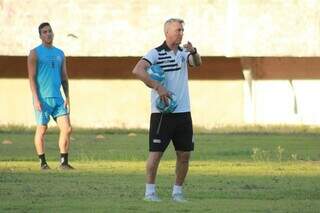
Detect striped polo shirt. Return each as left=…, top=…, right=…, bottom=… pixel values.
left=143, top=41, right=193, bottom=113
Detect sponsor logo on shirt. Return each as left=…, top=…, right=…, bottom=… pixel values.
left=153, top=139, right=161, bottom=143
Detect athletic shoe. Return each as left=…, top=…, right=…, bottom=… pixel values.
left=144, top=193, right=161, bottom=202
left=59, top=164, right=75, bottom=170
left=172, top=193, right=187, bottom=202
left=40, top=163, right=50, bottom=170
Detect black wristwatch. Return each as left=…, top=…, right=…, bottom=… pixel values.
left=190, top=47, right=197, bottom=55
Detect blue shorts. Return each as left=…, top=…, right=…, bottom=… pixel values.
left=34, top=97, right=69, bottom=125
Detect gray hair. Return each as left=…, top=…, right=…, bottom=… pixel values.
left=164, top=18, right=184, bottom=33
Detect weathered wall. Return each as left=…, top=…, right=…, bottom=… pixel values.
left=244, top=80, right=320, bottom=125
left=0, top=56, right=244, bottom=79
left=2, top=0, right=320, bottom=127
left=2, top=77, right=320, bottom=127
left=0, top=0, right=222, bottom=56
left=0, top=79, right=244, bottom=128
left=242, top=58, right=320, bottom=125
left=1, top=0, right=320, bottom=56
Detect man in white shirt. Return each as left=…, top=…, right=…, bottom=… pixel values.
left=132, top=18, right=202, bottom=202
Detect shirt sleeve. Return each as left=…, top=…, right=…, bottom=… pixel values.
left=142, top=49, right=158, bottom=66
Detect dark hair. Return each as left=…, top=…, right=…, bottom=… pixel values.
left=38, top=22, right=51, bottom=35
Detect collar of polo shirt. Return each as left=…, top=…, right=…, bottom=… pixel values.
left=161, top=41, right=183, bottom=52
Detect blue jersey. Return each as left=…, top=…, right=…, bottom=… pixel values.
left=35, top=44, right=64, bottom=98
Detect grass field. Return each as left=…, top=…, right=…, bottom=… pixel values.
left=1, top=128, right=320, bottom=212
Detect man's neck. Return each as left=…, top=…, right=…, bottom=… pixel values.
left=42, top=42, right=53, bottom=48
left=165, top=40, right=179, bottom=52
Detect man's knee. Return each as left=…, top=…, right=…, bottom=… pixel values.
left=36, top=126, right=47, bottom=136
left=66, top=126, right=72, bottom=134
left=177, top=151, right=190, bottom=163
left=61, top=125, right=72, bottom=135
left=148, top=152, right=163, bottom=165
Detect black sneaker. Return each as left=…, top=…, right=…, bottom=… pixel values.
left=59, top=164, right=75, bottom=170
left=40, top=163, right=50, bottom=170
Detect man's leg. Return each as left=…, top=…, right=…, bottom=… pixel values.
left=34, top=125, right=49, bottom=169
left=171, top=112, right=193, bottom=201
left=145, top=113, right=171, bottom=201
left=146, top=151, right=163, bottom=184
left=172, top=151, right=191, bottom=202
left=175, top=151, right=191, bottom=186
left=34, top=125, right=47, bottom=154
left=56, top=115, right=73, bottom=169
left=144, top=151, right=163, bottom=201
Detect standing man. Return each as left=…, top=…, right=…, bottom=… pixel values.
left=27, top=22, right=73, bottom=170
left=132, top=18, right=202, bottom=202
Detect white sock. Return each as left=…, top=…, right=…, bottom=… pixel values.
left=145, top=183, right=156, bottom=196
left=172, top=184, right=182, bottom=195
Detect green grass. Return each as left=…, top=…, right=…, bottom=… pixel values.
left=1, top=129, right=320, bottom=212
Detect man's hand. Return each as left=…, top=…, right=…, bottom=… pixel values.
left=34, top=98, right=42, bottom=111
left=184, top=41, right=202, bottom=67
left=183, top=41, right=196, bottom=54
left=155, top=84, right=170, bottom=106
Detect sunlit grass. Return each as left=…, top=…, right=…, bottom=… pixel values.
left=1, top=161, right=319, bottom=177
left=1, top=130, right=320, bottom=212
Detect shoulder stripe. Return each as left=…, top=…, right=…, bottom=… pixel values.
left=142, top=58, right=152, bottom=66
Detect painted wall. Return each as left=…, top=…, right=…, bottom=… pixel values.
left=1, top=0, right=320, bottom=56
left=242, top=58, right=320, bottom=125
left=0, top=79, right=244, bottom=128
left=1, top=1, right=320, bottom=127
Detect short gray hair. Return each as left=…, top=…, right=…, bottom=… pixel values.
left=164, top=18, right=184, bottom=33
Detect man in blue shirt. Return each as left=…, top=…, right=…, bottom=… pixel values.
left=27, top=22, right=73, bottom=170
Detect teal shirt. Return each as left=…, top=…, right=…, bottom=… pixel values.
left=35, top=44, right=64, bottom=98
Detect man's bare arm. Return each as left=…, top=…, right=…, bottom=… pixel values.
left=27, top=49, right=41, bottom=111
left=61, top=56, right=70, bottom=110
left=188, top=51, right=202, bottom=67
left=183, top=41, right=202, bottom=67
left=132, top=59, right=170, bottom=103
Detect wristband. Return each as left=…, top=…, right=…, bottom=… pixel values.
left=190, top=48, right=197, bottom=55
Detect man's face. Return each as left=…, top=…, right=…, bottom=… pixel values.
left=166, top=22, right=184, bottom=45
left=40, top=25, right=54, bottom=44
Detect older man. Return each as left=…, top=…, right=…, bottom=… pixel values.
left=132, top=18, right=202, bottom=202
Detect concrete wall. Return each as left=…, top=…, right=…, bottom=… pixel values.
left=0, top=56, right=244, bottom=80
left=0, top=0, right=222, bottom=56
left=0, top=79, right=244, bottom=128
left=2, top=57, right=320, bottom=127
left=243, top=80, right=320, bottom=125
left=242, top=58, right=320, bottom=125
left=2, top=1, right=320, bottom=127
left=3, top=77, right=320, bottom=127
left=1, top=0, right=320, bottom=56
left=242, top=57, right=320, bottom=125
